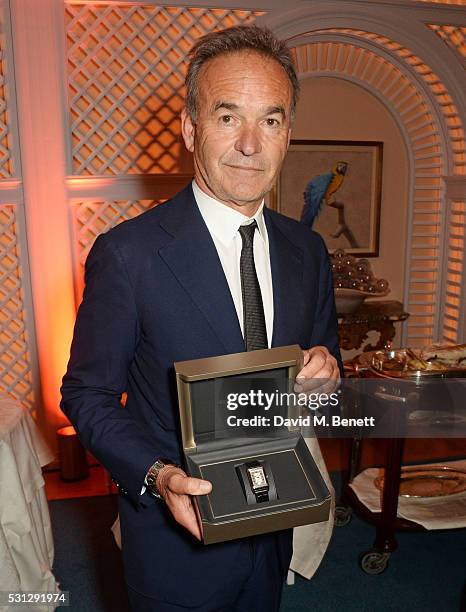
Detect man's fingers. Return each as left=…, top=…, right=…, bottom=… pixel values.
left=158, top=469, right=209, bottom=541
left=297, top=348, right=329, bottom=380
left=298, top=375, right=340, bottom=397
left=168, top=473, right=212, bottom=496
left=295, top=347, right=339, bottom=393
left=166, top=495, right=202, bottom=541
left=301, top=350, right=312, bottom=368
left=174, top=503, right=201, bottom=540
left=294, top=377, right=324, bottom=393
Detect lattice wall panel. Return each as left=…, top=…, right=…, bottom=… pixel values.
left=0, top=7, right=14, bottom=178
left=442, top=200, right=465, bottom=343
left=428, top=25, right=466, bottom=63
left=0, top=205, right=34, bottom=408
left=65, top=4, right=260, bottom=176
left=74, top=199, right=165, bottom=266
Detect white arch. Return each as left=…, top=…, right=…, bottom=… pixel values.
left=281, top=31, right=456, bottom=344
left=294, top=32, right=452, bottom=171
left=264, top=2, right=466, bottom=120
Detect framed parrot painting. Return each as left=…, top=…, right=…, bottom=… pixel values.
left=270, top=140, right=383, bottom=257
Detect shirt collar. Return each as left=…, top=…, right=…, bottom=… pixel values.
left=192, top=180, right=267, bottom=246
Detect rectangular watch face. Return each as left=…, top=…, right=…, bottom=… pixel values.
left=248, top=466, right=267, bottom=489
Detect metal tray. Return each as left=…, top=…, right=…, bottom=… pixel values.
left=370, top=349, right=466, bottom=380
left=374, top=466, right=466, bottom=498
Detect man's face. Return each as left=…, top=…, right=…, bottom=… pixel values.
left=182, top=51, right=293, bottom=216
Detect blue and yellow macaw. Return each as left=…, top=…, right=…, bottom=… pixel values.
left=300, top=161, right=348, bottom=228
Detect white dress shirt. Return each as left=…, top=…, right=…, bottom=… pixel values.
left=192, top=180, right=274, bottom=347
left=142, top=182, right=275, bottom=494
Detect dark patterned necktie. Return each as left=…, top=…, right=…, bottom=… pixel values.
left=238, top=221, right=268, bottom=351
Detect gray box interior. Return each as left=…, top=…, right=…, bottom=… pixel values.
left=187, top=433, right=330, bottom=523
left=188, top=367, right=292, bottom=444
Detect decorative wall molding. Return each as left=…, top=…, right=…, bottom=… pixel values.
left=0, top=179, right=23, bottom=204
left=267, top=3, right=466, bottom=125
left=0, top=1, right=40, bottom=415
left=441, top=198, right=465, bottom=342
left=0, top=49, right=13, bottom=177
left=306, top=28, right=465, bottom=175
left=444, top=175, right=466, bottom=199
left=66, top=173, right=192, bottom=200
left=266, top=3, right=466, bottom=344
left=427, top=24, right=466, bottom=67
left=414, top=0, right=466, bottom=5
left=10, top=0, right=77, bottom=439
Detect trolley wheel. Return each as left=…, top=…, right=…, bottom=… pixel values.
left=359, top=550, right=390, bottom=575
left=334, top=505, right=352, bottom=527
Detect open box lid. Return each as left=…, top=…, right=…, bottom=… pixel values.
left=175, top=345, right=303, bottom=451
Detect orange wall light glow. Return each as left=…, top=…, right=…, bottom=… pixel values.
left=11, top=0, right=77, bottom=451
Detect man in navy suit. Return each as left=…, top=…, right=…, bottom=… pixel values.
left=61, top=25, right=341, bottom=611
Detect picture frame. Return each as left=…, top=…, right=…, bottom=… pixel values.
left=270, top=140, right=383, bottom=257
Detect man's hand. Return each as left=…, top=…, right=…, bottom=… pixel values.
left=294, top=346, right=340, bottom=395
left=156, top=466, right=212, bottom=541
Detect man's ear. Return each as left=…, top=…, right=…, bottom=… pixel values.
left=181, top=107, right=195, bottom=153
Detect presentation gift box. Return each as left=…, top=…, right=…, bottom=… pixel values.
left=174, top=345, right=331, bottom=544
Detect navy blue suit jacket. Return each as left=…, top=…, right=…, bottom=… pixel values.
left=60, top=183, right=341, bottom=605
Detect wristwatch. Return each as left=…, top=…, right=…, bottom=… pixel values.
left=245, top=460, right=269, bottom=503
left=144, top=458, right=179, bottom=499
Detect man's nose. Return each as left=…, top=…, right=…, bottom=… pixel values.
left=234, top=125, right=262, bottom=156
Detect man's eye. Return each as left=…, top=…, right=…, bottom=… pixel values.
left=220, top=115, right=233, bottom=124
left=265, top=118, right=280, bottom=127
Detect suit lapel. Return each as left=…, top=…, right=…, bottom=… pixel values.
left=264, top=208, right=305, bottom=348
left=158, top=186, right=245, bottom=354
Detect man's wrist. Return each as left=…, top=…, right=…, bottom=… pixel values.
left=144, top=458, right=180, bottom=499
left=156, top=465, right=186, bottom=499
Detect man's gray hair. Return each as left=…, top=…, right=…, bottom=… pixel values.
left=185, top=25, right=300, bottom=121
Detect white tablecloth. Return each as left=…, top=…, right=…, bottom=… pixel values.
left=350, top=459, right=466, bottom=530
left=290, top=436, right=334, bottom=579
left=0, top=394, right=59, bottom=611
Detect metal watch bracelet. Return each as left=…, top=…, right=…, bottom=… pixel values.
left=144, top=458, right=180, bottom=499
